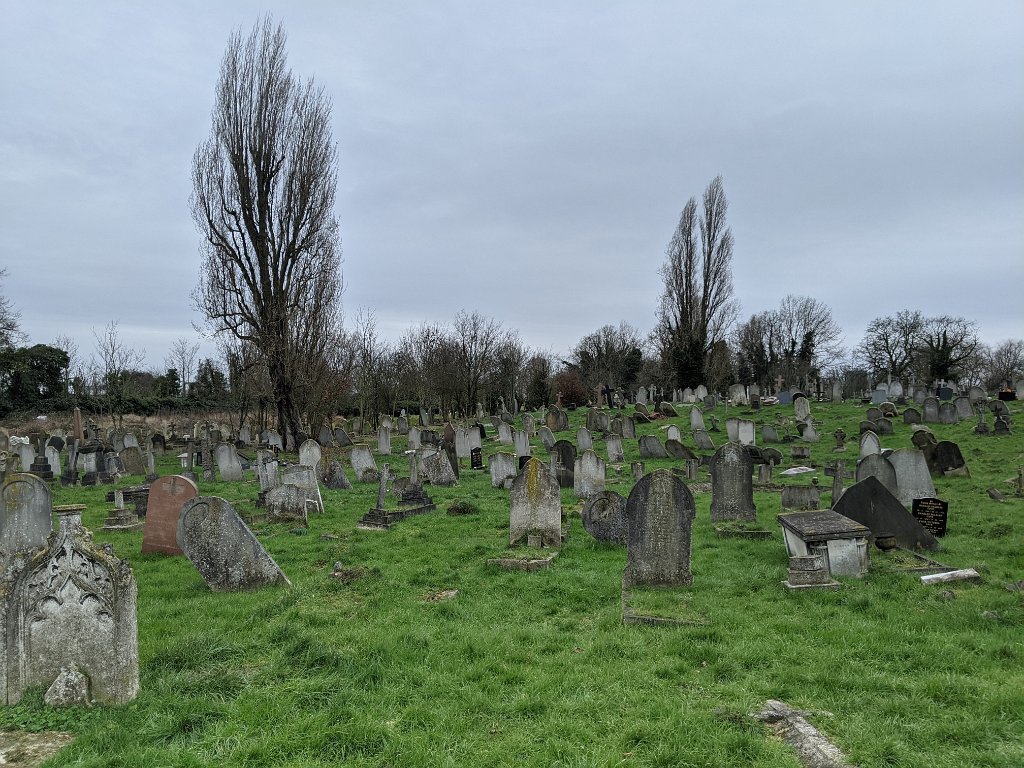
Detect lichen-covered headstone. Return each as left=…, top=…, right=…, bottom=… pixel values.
left=576, top=427, right=593, bottom=452
left=509, top=458, right=561, bottom=547
left=264, top=484, right=312, bottom=525
left=3, top=505, right=138, bottom=705
left=709, top=442, right=757, bottom=522
left=177, top=496, right=290, bottom=590
left=422, top=448, right=458, bottom=487
left=142, top=475, right=199, bottom=555
left=623, top=469, right=695, bottom=587
left=281, top=465, right=323, bottom=513
left=298, top=439, right=322, bottom=470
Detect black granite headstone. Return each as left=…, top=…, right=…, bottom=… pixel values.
left=832, top=476, right=940, bottom=551
left=911, top=497, right=948, bottom=536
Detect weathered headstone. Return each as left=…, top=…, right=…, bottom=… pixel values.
left=422, top=448, right=458, bottom=487
left=2, top=505, right=139, bottom=705
left=281, top=465, right=323, bottom=514
left=264, top=484, right=313, bottom=525
left=509, top=458, right=561, bottom=547
left=638, top=435, right=668, bottom=459
left=178, top=496, right=290, bottom=589
left=709, top=443, right=757, bottom=522
left=489, top=452, right=518, bottom=488
left=859, top=431, right=881, bottom=458
left=623, top=470, right=696, bottom=587
left=298, top=439, right=322, bottom=470
left=551, top=440, right=577, bottom=489
left=923, top=396, right=940, bottom=423
left=929, top=440, right=968, bottom=476
left=780, top=485, right=822, bottom=511
left=377, top=426, right=392, bottom=455
left=576, top=427, right=593, bottom=452
left=538, top=426, right=556, bottom=450
left=855, top=453, right=899, bottom=499
left=903, top=407, right=922, bottom=425
left=582, top=491, right=627, bottom=545
left=693, top=429, right=715, bottom=451
left=938, top=402, right=958, bottom=425
left=350, top=445, right=379, bottom=482
left=737, top=419, right=756, bottom=447
left=831, top=381, right=843, bottom=404
left=887, top=449, right=936, bottom=508
left=0, top=473, right=52, bottom=556
left=573, top=449, right=605, bottom=499
left=761, top=425, right=780, bottom=443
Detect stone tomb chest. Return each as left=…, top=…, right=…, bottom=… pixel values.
left=777, top=509, right=870, bottom=578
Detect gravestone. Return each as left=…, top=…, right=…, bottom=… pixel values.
left=377, top=426, right=392, bottom=455
left=178, top=497, right=290, bottom=589
left=510, top=429, right=530, bottom=459
left=621, top=416, right=636, bottom=439
left=334, top=428, right=352, bottom=447
left=938, top=386, right=954, bottom=401
left=454, top=428, right=471, bottom=459
left=638, top=435, right=668, bottom=459
left=350, top=445, right=379, bottom=482
left=938, top=402, right=958, bottom=425
left=298, top=439, right=322, bottom=470
left=832, top=476, right=940, bottom=551
left=551, top=440, right=577, bottom=489
left=913, top=389, right=927, bottom=405
left=582, top=491, right=627, bottom=545
left=489, top=452, right=517, bottom=488
left=887, top=449, right=936, bottom=508
left=317, top=425, right=333, bottom=447
left=777, top=509, right=869, bottom=579
left=623, top=470, right=696, bottom=587
left=538, top=426, right=556, bottom=450
left=407, top=426, right=421, bottom=450
left=856, top=453, right=899, bottom=499
left=954, top=397, right=973, bottom=421
left=635, top=387, right=648, bottom=405
left=859, top=431, right=881, bottom=458
left=761, top=425, right=779, bottom=443
left=831, top=381, right=843, bottom=403
left=929, top=440, right=968, bottom=476
left=665, top=439, right=695, bottom=460
left=709, top=443, right=757, bottom=522
left=875, top=417, right=894, bottom=436
left=871, top=386, right=888, bottom=405
left=728, top=383, right=747, bottom=406
left=666, top=425, right=681, bottom=443
left=695, top=385, right=708, bottom=400
left=396, top=416, right=410, bottom=435
left=911, top=498, right=948, bottom=537
left=833, top=428, right=847, bottom=452
left=0, top=473, right=52, bottom=556
left=781, top=485, right=822, bottom=511
left=606, top=434, right=624, bottom=463
left=497, top=422, right=513, bottom=444
left=142, top=475, right=198, bottom=555
left=576, top=427, right=593, bottom=452
left=793, top=396, right=811, bottom=423
left=264, top=485, right=312, bottom=525
left=903, top=407, right=922, bottom=425
left=777, top=389, right=793, bottom=406
left=659, top=401, right=679, bottom=417
left=866, top=407, right=883, bottom=422
left=825, top=460, right=854, bottom=503
left=888, top=381, right=904, bottom=400
left=422, top=449, right=458, bottom=487
left=522, top=413, right=536, bottom=435
left=586, top=409, right=609, bottom=433
left=471, top=447, right=484, bottom=470
left=573, top=450, right=605, bottom=499
left=693, top=429, right=715, bottom=451
left=725, top=418, right=739, bottom=442
left=923, top=397, right=940, bottom=423
left=2, top=505, right=139, bottom=705
left=281, top=465, right=323, bottom=514
left=323, top=460, right=352, bottom=490
left=509, top=458, right=561, bottom=548
left=45, top=445, right=62, bottom=478
left=737, top=419, right=756, bottom=447
left=213, top=443, right=243, bottom=482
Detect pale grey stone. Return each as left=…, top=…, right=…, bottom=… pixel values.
left=44, top=667, right=91, bottom=708
left=573, top=449, right=605, bottom=499
left=489, top=452, right=518, bottom=489
left=859, top=431, right=881, bottom=458
left=509, top=458, right=561, bottom=547
left=855, top=453, right=899, bottom=499
left=214, top=442, right=244, bottom=481
left=606, top=434, right=624, bottom=463
left=377, top=426, right=392, bottom=455
left=298, top=439, right=322, bottom=470
left=422, top=449, right=458, bottom=486
left=576, top=427, right=593, bottom=452
left=350, top=445, right=378, bottom=482
left=0, top=473, right=52, bottom=556
left=887, top=449, right=936, bottom=508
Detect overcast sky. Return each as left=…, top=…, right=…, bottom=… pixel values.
left=2, top=1, right=1021, bottom=373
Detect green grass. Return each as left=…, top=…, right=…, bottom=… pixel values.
left=3, top=397, right=1023, bottom=766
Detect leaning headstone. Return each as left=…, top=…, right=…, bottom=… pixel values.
left=929, top=440, right=968, bottom=477
left=582, top=491, right=627, bottom=545
left=323, top=460, right=352, bottom=490
left=573, top=450, right=605, bottom=499
left=281, top=465, right=323, bottom=514
left=887, top=449, right=936, bottom=508
left=538, top=426, right=556, bottom=450
left=213, top=443, right=243, bottom=482
left=623, top=470, right=696, bottom=587
left=316, top=425, right=333, bottom=447
left=334, top=427, right=352, bottom=447
left=621, top=416, right=637, bottom=439
left=689, top=407, right=705, bottom=432
left=576, top=427, right=593, bottom=452
left=665, top=439, right=695, bottom=460
left=709, top=443, right=757, bottom=522
left=2, top=504, right=139, bottom=705
left=178, top=496, right=290, bottom=590
left=489, top=452, right=518, bottom=488
left=855, top=453, right=899, bottom=499
left=509, top=458, right=561, bottom=547
left=142, top=475, right=199, bottom=555
left=638, top=435, right=668, bottom=459
left=832, top=476, right=939, bottom=551
left=422, top=449, right=458, bottom=487
left=659, top=401, right=678, bottom=417
left=693, top=429, right=715, bottom=451
left=350, top=445, right=379, bottom=483
left=793, top=396, right=811, bottom=423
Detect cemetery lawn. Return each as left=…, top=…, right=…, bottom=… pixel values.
left=3, top=401, right=1023, bottom=767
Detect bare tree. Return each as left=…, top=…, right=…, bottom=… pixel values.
left=919, top=315, right=981, bottom=383
left=654, top=176, right=739, bottom=388
left=52, top=333, right=82, bottom=395
left=855, top=310, right=925, bottom=382
left=191, top=17, right=341, bottom=450
left=0, top=269, right=25, bottom=351
left=983, top=339, right=1024, bottom=390
left=572, top=322, right=644, bottom=395
left=91, top=320, right=144, bottom=427
left=452, top=310, right=507, bottom=416
left=165, top=337, right=201, bottom=398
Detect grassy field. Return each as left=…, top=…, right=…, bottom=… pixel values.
left=3, top=398, right=1022, bottom=767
